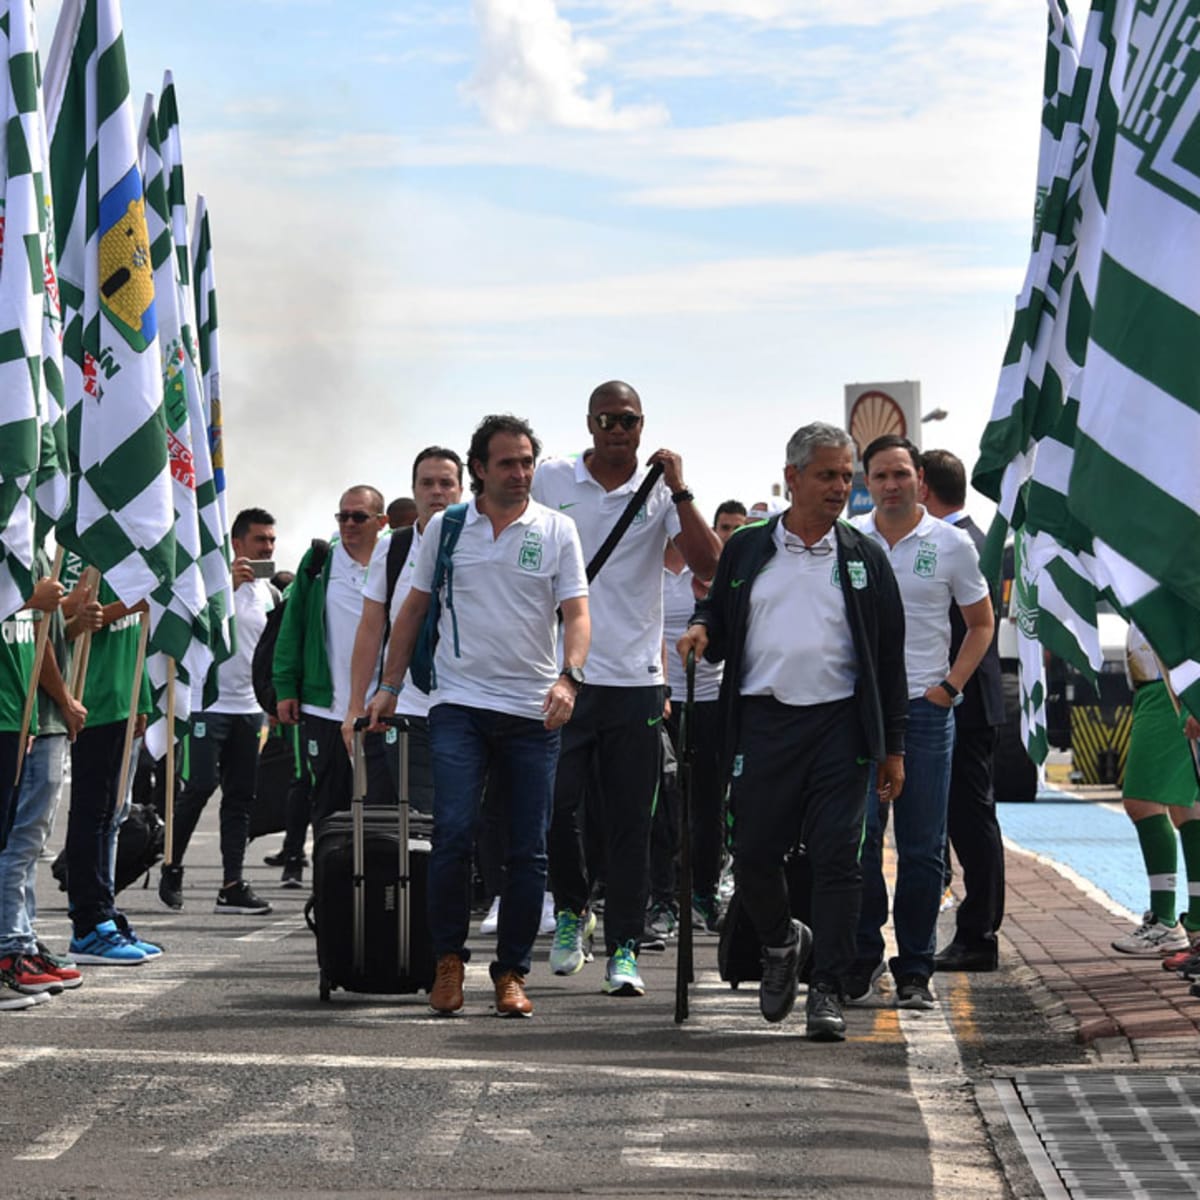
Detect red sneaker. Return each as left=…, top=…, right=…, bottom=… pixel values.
left=1161, top=933, right=1200, bottom=971
left=0, top=954, right=64, bottom=995
left=28, top=952, right=82, bottom=991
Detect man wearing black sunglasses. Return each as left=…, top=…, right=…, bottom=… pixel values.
left=532, top=380, right=721, bottom=998
left=273, top=485, right=389, bottom=831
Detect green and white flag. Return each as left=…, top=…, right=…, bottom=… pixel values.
left=1066, top=0, right=1200, bottom=714
left=973, top=0, right=1081, bottom=561
left=137, top=93, right=212, bottom=757
left=43, top=0, right=174, bottom=605
left=1011, top=531, right=1050, bottom=765
left=0, top=0, right=66, bottom=619
left=189, top=192, right=233, bottom=679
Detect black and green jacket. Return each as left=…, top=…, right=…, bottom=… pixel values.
left=690, top=515, right=908, bottom=781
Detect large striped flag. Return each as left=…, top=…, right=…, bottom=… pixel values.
left=0, top=0, right=66, bottom=619
left=189, top=191, right=234, bottom=689
left=43, top=0, right=174, bottom=605
left=1065, top=0, right=1200, bottom=713
left=137, top=93, right=211, bottom=757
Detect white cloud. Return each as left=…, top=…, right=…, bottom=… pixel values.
left=466, top=0, right=668, bottom=132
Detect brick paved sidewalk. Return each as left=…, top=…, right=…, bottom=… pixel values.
left=1001, top=840, right=1200, bottom=1062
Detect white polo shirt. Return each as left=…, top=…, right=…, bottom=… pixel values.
left=663, top=565, right=721, bottom=703
left=532, top=454, right=681, bottom=688
left=205, top=578, right=276, bottom=715
left=739, top=522, right=858, bottom=706
left=363, top=525, right=431, bottom=719
left=302, top=541, right=374, bottom=724
left=411, top=497, right=587, bottom=722
left=853, top=507, right=988, bottom=698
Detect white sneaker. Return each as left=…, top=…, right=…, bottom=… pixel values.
left=1111, top=911, right=1191, bottom=955
left=939, top=886, right=956, bottom=912
left=538, top=892, right=556, bottom=936
left=480, top=896, right=501, bottom=936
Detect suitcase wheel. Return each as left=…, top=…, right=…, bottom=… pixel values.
left=319, top=971, right=332, bottom=1003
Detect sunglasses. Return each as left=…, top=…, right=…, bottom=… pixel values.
left=334, top=510, right=377, bottom=525
left=592, top=411, right=643, bottom=432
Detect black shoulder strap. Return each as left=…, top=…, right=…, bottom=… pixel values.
left=383, top=526, right=415, bottom=616
left=586, top=462, right=664, bottom=584
left=306, top=538, right=331, bottom=579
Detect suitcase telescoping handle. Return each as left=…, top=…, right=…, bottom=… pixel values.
left=350, top=715, right=412, bottom=976
left=674, top=650, right=696, bottom=1024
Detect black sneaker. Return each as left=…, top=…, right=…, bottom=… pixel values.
left=805, top=980, right=846, bottom=1041
left=158, top=865, right=184, bottom=911
left=842, top=958, right=885, bottom=1006
left=280, top=859, right=304, bottom=889
left=263, top=849, right=308, bottom=868
left=214, top=881, right=273, bottom=915
left=759, top=918, right=813, bottom=1024
left=894, top=973, right=935, bottom=1010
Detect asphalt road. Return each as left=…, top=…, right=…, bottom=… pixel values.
left=0, top=805, right=1086, bottom=1199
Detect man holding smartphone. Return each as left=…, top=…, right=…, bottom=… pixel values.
left=158, top=508, right=279, bottom=914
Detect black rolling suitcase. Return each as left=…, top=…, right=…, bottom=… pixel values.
left=307, top=717, right=436, bottom=1000
left=717, top=846, right=814, bottom=988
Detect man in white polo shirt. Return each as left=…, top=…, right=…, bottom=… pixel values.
left=849, top=435, right=995, bottom=1010
left=158, top=508, right=278, bottom=915
left=273, top=485, right=390, bottom=832
left=368, top=414, right=589, bottom=1019
left=342, top=447, right=464, bottom=812
left=531, top=380, right=721, bottom=998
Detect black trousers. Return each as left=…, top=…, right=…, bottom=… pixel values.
left=66, top=721, right=126, bottom=936
left=730, top=695, right=869, bottom=989
left=548, top=684, right=663, bottom=953
left=947, top=723, right=1005, bottom=946
left=303, top=714, right=394, bottom=831
left=172, top=711, right=262, bottom=880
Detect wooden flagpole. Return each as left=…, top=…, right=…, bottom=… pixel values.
left=13, top=547, right=65, bottom=785
left=115, top=611, right=150, bottom=817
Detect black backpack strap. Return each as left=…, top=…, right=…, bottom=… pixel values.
left=306, top=538, right=331, bottom=579
left=378, top=525, right=416, bottom=670
left=586, top=462, right=664, bottom=583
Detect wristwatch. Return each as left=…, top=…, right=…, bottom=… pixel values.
left=938, top=680, right=964, bottom=707
left=560, top=666, right=585, bottom=690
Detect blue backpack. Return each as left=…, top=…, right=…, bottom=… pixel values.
left=410, top=503, right=467, bottom=694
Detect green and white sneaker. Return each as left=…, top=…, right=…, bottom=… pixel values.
left=549, top=909, right=595, bottom=976
left=601, top=941, right=645, bottom=996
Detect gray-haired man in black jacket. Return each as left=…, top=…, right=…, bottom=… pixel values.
left=678, top=422, right=908, bottom=1041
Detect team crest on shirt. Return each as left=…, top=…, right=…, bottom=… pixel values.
left=518, top=530, right=543, bottom=571
left=194, top=721, right=206, bottom=739
left=847, top=560, right=868, bottom=589
left=913, top=541, right=938, bottom=578
left=632, top=505, right=647, bottom=525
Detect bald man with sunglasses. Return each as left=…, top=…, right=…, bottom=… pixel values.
left=273, top=485, right=391, bottom=830
left=531, top=381, right=720, bottom=997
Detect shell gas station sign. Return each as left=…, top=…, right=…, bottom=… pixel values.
left=844, top=381, right=922, bottom=516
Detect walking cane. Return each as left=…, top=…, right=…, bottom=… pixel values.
left=673, top=649, right=696, bottom=1024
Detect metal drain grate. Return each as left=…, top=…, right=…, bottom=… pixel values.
left=994, top=1072, right=1200, bottom=1198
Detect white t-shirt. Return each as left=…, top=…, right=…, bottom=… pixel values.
left=302, top=541, right=375, bottom=724
left=205, top=578, right=276, bottom=715
left=853, top=507, right=989, bottom=698
left=363, top=525, right=431, bottom=718
left=531, top=454, right=681, bottom=688
left=663, top=565, right=721, bottom=703
left=412, top=498, right=587, bottom=721
left=739, top=523, right=858, bottom=706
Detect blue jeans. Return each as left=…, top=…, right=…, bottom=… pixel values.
left=857, top=698, right=955, bottom=980
left=0, top=734, right=67, bottom=955
left=428, top=704, right=560, bottom=976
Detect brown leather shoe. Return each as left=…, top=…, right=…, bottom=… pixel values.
left=493, top=968, right=533, bottom=1018
left=430, top=954, right=464, bottom=1014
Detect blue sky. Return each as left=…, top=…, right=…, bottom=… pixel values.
left=38, top=0, right=1048, bottom=566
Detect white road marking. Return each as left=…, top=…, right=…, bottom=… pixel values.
left=234, top=918, right=304, bottom=942
left=14, top=1074, right=144, bottom=1160
left=423, top=1080, right=485, bottom=1156
left=620, top=1086, right=756, bottom=1172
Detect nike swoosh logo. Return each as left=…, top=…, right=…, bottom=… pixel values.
left=730, top=578, right=745, bottom=588
left=647, top=715, right=663, bottom=727
left=558, top=502, right=577, bottom=510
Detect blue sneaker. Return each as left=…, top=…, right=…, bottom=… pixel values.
left=69, top=921, right=147, bottom=966
left=601, top=940, right=645, bottom=996
left=113, top=915, right=163, bottom=957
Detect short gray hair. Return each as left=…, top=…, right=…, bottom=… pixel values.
left=785, top=423, right=853, bottom=470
